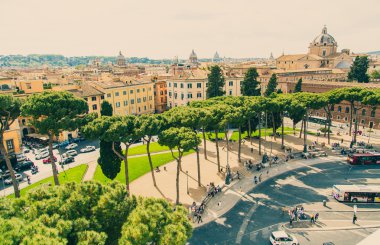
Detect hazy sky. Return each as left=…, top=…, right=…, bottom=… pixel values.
left=1, top=0, right=379, bottom=59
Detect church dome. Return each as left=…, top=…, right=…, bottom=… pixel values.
left=311, top=26, right=336, bottom=45
left=189, top=49, right=197, bottom=59
left=336, top=61, right=351, bottom=69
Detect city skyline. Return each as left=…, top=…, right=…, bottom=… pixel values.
left=0, top=0, right=380, bottom=59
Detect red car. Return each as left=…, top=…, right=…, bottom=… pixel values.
left=43, top=156, right=57, bottom=164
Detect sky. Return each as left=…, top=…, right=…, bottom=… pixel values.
left=0, top=0, right=379, bottom=59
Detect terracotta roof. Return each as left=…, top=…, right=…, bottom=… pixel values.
left=276, top=54, right=306, bottom=61
left=68, top=82, right=104, bottom=98
left=91, top=80, right=126, bottom=89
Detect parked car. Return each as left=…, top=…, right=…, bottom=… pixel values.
left=22, top=147, right=30, bottom=153
left=14, top=161, right=34, bottom=172
left=80, top=146, right=96, bottom=153
left=71, top=138, right=81, bottom=143
left=36, top=147, right=48, bottom=154
left=270, top=231, right=299, bottom=245
left=4, top=173, right=23, bottom=185
left=66, top=150, right=78, bottom=156
left=43, top=156, right=57, bottom=164
left=59, top=140, right=70, bottom=148
left=65, top=143, right=78, bottom=150
left=0, top=170, right=11, bottom=179
left=60, top=156, right=74, bottom=165
left=16, top=154, right=27, bottom=163
left=36, top=151, right=49, bottom=160
left=52, top=143, right=59, bottom=149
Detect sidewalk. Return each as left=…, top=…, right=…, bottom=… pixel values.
left=194, top=155, right=345, bottom=227
left=283, top=219, right=380, bottom=232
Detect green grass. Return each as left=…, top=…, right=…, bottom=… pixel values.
left=205, top=127, right=297, bottom=141
left=93, top=150, right=194, bottom=184
left=128, top=142, right=170, bottom=156
left=8, top=164, right=88, bottom=198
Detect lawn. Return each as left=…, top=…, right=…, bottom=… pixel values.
left=205, top=127, right=297, bottom=141
left=93, top=150, right=194, bottom=184
left=8, top=164, right=88, bottom=198
left=128, top=142, right=170, bottom=156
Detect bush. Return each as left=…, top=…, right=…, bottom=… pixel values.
left=319, top=127, right=332, bottom=133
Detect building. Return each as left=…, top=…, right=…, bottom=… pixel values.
left=67, top=82, right=105, bottom=115
left=188, top=50, right=199, bottom=67
left=276, top=26, right=353, bottom=71
left=213, top=52, right=221, bottom=63
left=153, top=79, right=167, bottom=113
left=116, top=51, right=126, bottom=67
left=1, top=119, right=22, bottom=155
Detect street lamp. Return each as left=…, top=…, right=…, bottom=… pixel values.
left=186, top=171, right=189, bottom=194
left=317, top=130, right=320, bottom=143
left=225, top=125, right=232, bottom=185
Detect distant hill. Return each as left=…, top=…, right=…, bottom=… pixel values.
left=367, top=51, right=380, bottom=55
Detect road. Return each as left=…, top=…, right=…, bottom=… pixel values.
left=189, top=161, right=380, bottom=245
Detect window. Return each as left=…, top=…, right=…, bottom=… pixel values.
left=130, top=90, right=134, bottom=94
left=361, top=119, right=365, bottom=124
left=131, top=99, right=135, bottom=104
left=137, top=89, right=140, bottom=93
left=197, top=83, right=202, bottom=88
left=143, top=88, right=145, bottom=92
left=143, top=97, right=146, bottom=102
left=160, top=91, right=163, bottom=95
left=144, top=106, right=147, bottom=110
left=107, top=93, right=111, bottom=98
left=181, top=93, right=184, bottom=100
left=149, top=96, right=152, bottom=100
left=337, top=116, right=341, bottom=120
left=187, top=93, right=193, bottom=98
left=344, top=117, right=348, bottom=121
left=354, top=108, right=357, bottom=114
left=322, top=50, right=326, bottom=56
left=169, top=82, right=171, bottom=87
left=330, top=105, right=334, bottom=111
left=91, top=97, right=96, bottom=101
left=115, top=92, right=120, bottom=97
left=362, top=109, right=366, bottom=116
left=174, top=83, right=177, bottom=88
left=174, top=93, right=177, bottom=99
left=115, top=102, right=120, bottom=108
left=180, top=83, right=184, bottom=88
left=123, top=91, right=127, bottom=95
left=137, top=98, right=141, bottom=103
left=138, top=107, right=141, bottom=112
left=229, top=81, right=233, bottom=86
left=101, top=95, right=105, bottom=100
left=124, top=101, right=128, bottom=106
left=338, top=106, right=342, bottom=112
left=169, top=91, right=172, bottom=97
left=187, top=83, right=192, bottom=89
left=92, top=105, right=97, bottom=110
left=371, top=109, right=376, bottom=117
left=345, top=107, right=350, bottom=113
left=6, top=139, right=14, bottom=151
left=84, top=98, right=88, bottom=101
left=197, top=92, right=202, bottom=98
left=229, top=90, right=233, bottom=95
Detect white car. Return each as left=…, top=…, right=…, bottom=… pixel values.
left=16, top=154, right=27, bottom=162
left=270, top=231, right=299, bottom=245
left=80, top=146, right=96, bottom=153
left=65, top=150, right=78, bottom=156
left=65, top=143, right=78, bottom=150
left=36, top=151, right=49, bottom=160
left=4, top=173, right=23, bottom=185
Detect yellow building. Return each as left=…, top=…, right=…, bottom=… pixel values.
left=2, top=120, right=22, bottom=155
left=67, top=82, right=105, bottom=115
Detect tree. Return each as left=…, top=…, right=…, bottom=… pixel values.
left=206, top=65, right=225, bottom=98
left=348, top=56, right=370, bottom=83
left=21, top=91, right=88, bottom=186
left=138, top=114, right=164, bottom=187
left=98, top=101, right=122, bottom=180
left=0, top=181, right=191, bottom=244
left=321, top=90, right=344, bottom=144
left=241, top=68, right=261, bottom=96
left=159, top=127, right=199, bottom=205
left=264, top=74, right=278, bottom=97
left=0, top=95, right=21, bottom=198
left=294, top=78, right=302, bottom=92
left=371, top=70, right=380, bottom=80
left=83, top=115, right=140, bottom=191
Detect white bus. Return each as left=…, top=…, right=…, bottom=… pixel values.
left=332, top=185, right=380, bottom=203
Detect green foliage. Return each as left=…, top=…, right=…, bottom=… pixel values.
left=348, top=56, right=370, bottom=83
left=1, top=182, right=192, bottom=244
left=159, top=127, right=199, bottom=153
left=98, top=101, right=122, bottom=180
left=206, top=65, right=225, bottom=98
left=371, top=70, right=380, bottom=79
left=241, top=68, right=261, bottom=96
left=319, top=127, right=332, bottom=133
left=294, top=78, right=302, bottom=93
left=264, top=74, right=278, bottom=97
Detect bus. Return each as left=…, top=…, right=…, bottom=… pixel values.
left=308, top=116, right=331, bottom=126
left=333, top=185, right=380, bottom=203
left=347, top=153, right=380, bottom=165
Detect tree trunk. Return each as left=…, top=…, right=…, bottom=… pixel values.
left=146, top=139, right=156, bottom=187
left=258, top=114, right=262, bottom=156
left=248, top=119, right=252, bottom=145
left=175, top=154, right=182, bottom=205
left=202, top=128, right=207, bottom=160
left=265, top=111, right=268, bottom=141
left=349, top=103, right=353, bottom=136
left=299, top=120, right=304, bottom=138
left=215, top=129, right=220, bottom=172
left=293, top=121, right=296, bottom=136
left=281, top=114, right=285, bottom=149
left=323, top=120, right=327, bottom=137
left=195, top=134, right=201, bottom=187
left=48, top=134, right=59, bottom=186
left=0, top=141, right=20, bottom=198
left=124, top=145, right=130, bottom=192
left=354, top=113, right=359, bottom=143
left=303, top=112, right=308, bottom=152
left=238, top=126, right=242, bottom=163
left=272, top=113, right=276, bottom=141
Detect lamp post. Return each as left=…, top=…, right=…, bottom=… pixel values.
left=317, top=129, right=320, bottom=143
left=225, top=125, right=232, bottom=185
left=186, top=171, right=189, bottom=194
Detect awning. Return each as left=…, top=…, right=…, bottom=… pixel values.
left=26, top=133, right=49, bottom=141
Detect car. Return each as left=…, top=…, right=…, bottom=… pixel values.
left=52, top=143, right=59, bottom=149
left=14, top=161, right=34, bottom=171
left=65, top=150, right=78, bottom=156
left=36, top=151, right=49, bottom=160
left=22, top=147, right=31, bottom=153
left=80, top=146, right=96, bottom=153
left=4, top=173, right=23, bottom=185
left=43, top=156, right=57, bottom=164
left=65, top=143, right=78, bottom=150
left=60, top=156, right=74, bottom=165
left=269, top=231, right=299, bottom=245
left=16, top=154, right=27, bottom=163
left=71, top=138, right=81, bottom=143
left=59, top=140, right=70, bottom=148
left=0, top=170, right=11, bottom=179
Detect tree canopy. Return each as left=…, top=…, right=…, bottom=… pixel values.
left=241, top=67, right=261, bottom=96
left=206, top=65, right=225, bottom=98
left=348, top=56, right=370, bottom=83
left=264, top=74, right=278, bottom=97
left=294, top=78, right=302, bottom=93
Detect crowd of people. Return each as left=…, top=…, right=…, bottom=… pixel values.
left=190, top=201, right=206, bottom=224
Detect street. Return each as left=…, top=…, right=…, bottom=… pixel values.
left=189, top=161, right=380, bottom=245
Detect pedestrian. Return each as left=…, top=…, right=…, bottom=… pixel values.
left=259, top=174, right=262, bottom=182
left=341, top=138, right=344, bottom=144
left=237, top=171, right=240, bottom=180
left=250, top=147, right=253, bottom=153
left=289, top=217, right=293, bottom=226
left=315, top=213, right=319, bottom=222
left=310, top=214, right=314, bottom=224
left=254, top=176, right=258, bottom=184
left=217, top=201, right=221, bottom=207
left=353, top=214, right=357, bottom=224
left=197, top=213, right=203, bottom=223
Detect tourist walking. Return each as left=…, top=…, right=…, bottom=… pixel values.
left=353, top=214, right=357, bottom=224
